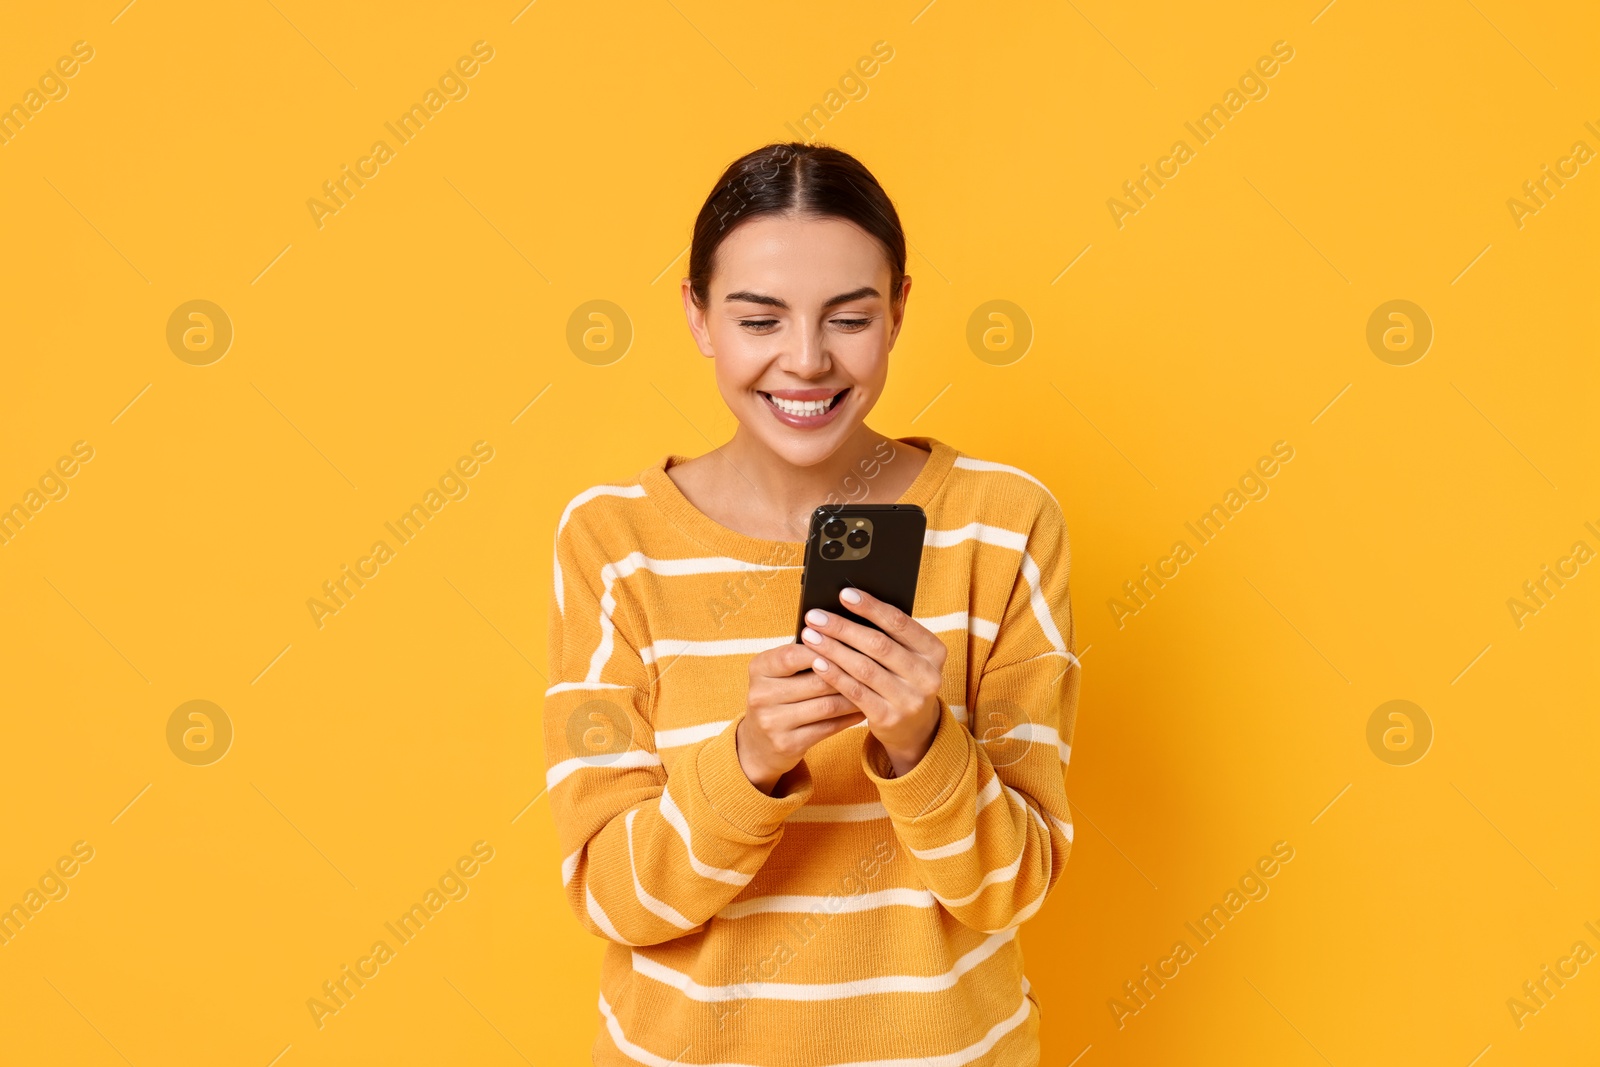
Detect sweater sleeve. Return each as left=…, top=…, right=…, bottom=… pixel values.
left=542, top=515, right=813, bottom=946
left=859, top=494, right=1077, bottom=933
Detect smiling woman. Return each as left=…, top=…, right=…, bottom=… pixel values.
left=542, top=143, right=1080, bottom=1067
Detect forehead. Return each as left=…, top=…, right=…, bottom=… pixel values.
left=711, top=214, right=889, bottom=295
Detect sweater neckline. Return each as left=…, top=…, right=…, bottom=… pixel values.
left=639, top=437, right=957, bottom=565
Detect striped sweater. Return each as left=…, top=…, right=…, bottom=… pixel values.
left=543, top=436, right=1078, bottom=1066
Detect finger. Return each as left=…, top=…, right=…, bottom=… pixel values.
left=787, top=709, right=866, bottom=751
left=837, top=588, right=947, bottom=659
left=778, top=691, right=861, bottom=728
left=800, top=630, right=899, bottom=719
left=801, top=606, right=920, bottom=679
left=757, top=641, right=831, bottom=679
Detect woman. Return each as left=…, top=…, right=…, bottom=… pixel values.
left=544, top=142, right=1078, bottom=1066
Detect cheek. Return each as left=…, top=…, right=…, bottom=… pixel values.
left=838, top=337, right=891, bottom=392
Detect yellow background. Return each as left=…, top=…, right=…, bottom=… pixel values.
left=2, top=1, right=1596, bottom=1063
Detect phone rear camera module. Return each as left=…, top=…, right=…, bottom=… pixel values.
left=846, top=529, right=870, bottom=549
left=823, top=519, right=847, bottom=539
left=821, top=539, right=845, bottom=560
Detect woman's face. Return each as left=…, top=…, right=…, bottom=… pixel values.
left=682, top=213, right=911, bottom=468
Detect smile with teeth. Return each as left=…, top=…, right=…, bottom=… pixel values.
left=761, top=390, right=848, bottom=417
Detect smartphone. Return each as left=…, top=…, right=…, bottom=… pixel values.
left=794, top=503, right=927, bottom=644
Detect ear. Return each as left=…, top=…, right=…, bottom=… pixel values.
left=886, top=274, right=913, bottom=348
left=681, top=279, right=716, bottom=358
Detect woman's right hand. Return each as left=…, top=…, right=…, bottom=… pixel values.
left=737, top=642, right=864, bottom=794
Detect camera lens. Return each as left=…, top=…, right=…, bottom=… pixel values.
left=846, top=529, right=869, bottom=549
left=822, top=519, right=846, bottom=538
left=821, top=539, right=844, bottom=559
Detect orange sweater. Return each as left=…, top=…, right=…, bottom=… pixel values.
left=542, top=436, right=1078, bottom=1066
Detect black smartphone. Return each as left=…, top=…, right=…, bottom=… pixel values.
left=794, top=503, right=927, bottom=644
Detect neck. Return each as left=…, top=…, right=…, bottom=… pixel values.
left=716, top=423, right=899, bottom=541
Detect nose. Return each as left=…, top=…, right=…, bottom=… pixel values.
left=777, top=318, right=829, bottom=378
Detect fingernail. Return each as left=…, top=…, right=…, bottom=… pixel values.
left=840, top=588, right=862, bottom=604
left=813, top=657, right=829, bottom=671
left=805, top=609, right=829, bottom=626
left=801, top=628, right=821, bottom=644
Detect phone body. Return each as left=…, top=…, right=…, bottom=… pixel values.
left=794, top=503, right=927, bottom=643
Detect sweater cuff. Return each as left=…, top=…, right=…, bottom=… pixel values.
left=691, top=715, right=814, bottom=841
left=861, top=698, right=974, bottom=821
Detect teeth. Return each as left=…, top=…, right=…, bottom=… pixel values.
left=767, top=393, right=838, bottom=416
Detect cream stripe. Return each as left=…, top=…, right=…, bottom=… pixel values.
left=586, top=886, right=634, bottom=945
left=545, top=680, right=633, bottom=696
left=911, top=830, right=976, bottom=861
left=975, top=774, right=1003, bottom=813
left=658, top=787, right=753, bottom=887
left=1019, top=551, right=1068, bottom=654
left=952, top=456, right=1057, bottom=503
left=631, top=929, right=1016, bottom=1002
left=718, top=886, right=936, bottom=919
left=979, top=722, right=1071, bottom=763
left=922, top=523, right=1066, bottom=654
left=625, top=809, right=697, bottom=930
left=913, top=773, right=1014, bottom=859
left=554, top=484, right=646, bottom=615
left=599, top=987, right=1031, bottom=1067
left=986, top=887, right=1048, bottom=933
left=642, top=612, right=990, bottom=665
left=654, top=720, right=731, bottom=749
left=934, top=850, right=1023, bottom=909
left=787, top=801, right=888, bottom=823
left=917, top=610, right=971, bottom=633
left=588, top=552, right=797, bottom=681
left=924, top=522, right=1028, bottom=552
left=1048, top=811, right=1075, bottom=843
left=642, top=635, right=790, bottom=663
left=561, top=848, right=581, bottom=887
left=546, top=749, right=661, bottom=791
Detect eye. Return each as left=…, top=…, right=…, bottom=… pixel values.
left=739, top=319, right=779, bottom=331
left=832, top=317, right=872, bottom=330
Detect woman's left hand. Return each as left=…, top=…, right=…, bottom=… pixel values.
left=799, top=588, right=948, bottom=777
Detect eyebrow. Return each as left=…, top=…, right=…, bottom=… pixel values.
left=723, top=286, right=881, bottom=310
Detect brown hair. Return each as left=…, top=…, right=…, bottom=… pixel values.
left=686, top=142, right=907, bottom=310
